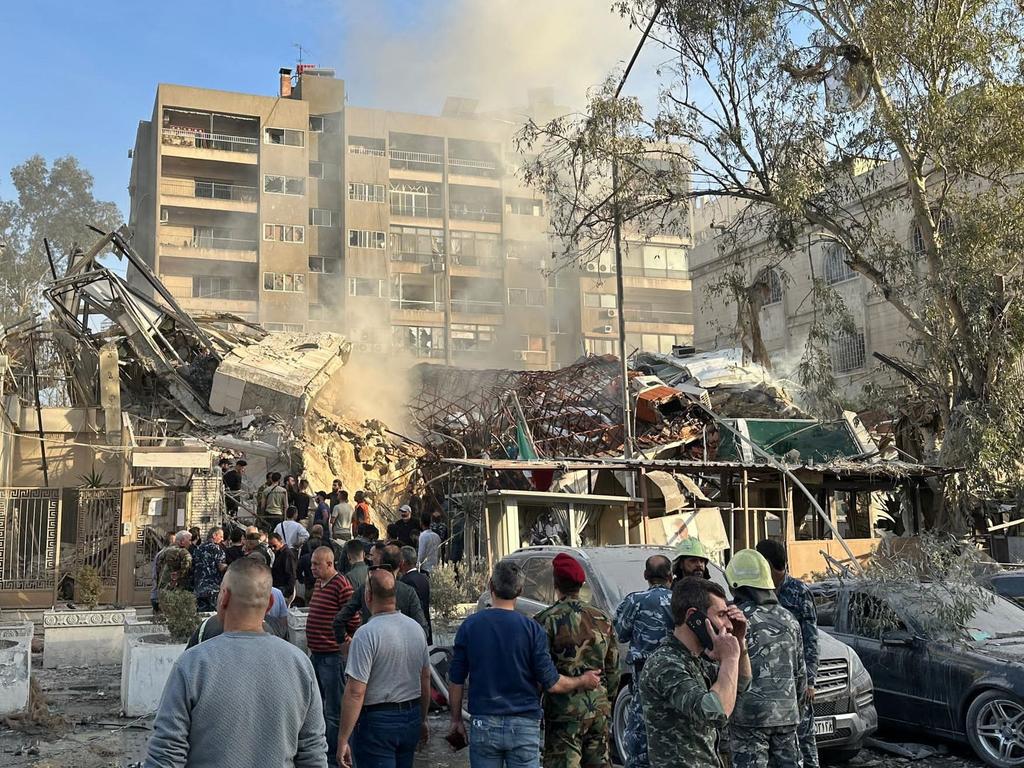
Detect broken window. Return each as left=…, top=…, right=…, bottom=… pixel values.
left=389, top=225, right=444, bottom=262
left=394, top=326, right=444, bottom=357
left=349, top=182, right=386, bottom=203
left=349, top=229, right=386, bottom=249
left=264, top=127, right=304, bottom=147
left=264, top=174, right=305, bottom=195
left=849, top=592, right=906, bottom=639
left=348, top=277, right=385, bottom=297
left=310, top=208, right=335, bottom=227
left=585, top=337, right=616, bottom=355
left=505, top=196, right=544, bottom=216
left=508, top=288, right=545, bottom=306
left=522, top=335, right=547, bottom=352
left=263, top=224, right=305, bottom=243
left=831, top=330, right=866, bottom=373
left=262, top=272, right=306, bottom=293
left=193, top=276, right=232, bottom=298
left=450, top=324, right=496, bottom=351
left=308, top=255, right=340, bottom=274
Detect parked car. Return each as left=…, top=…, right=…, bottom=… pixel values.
left=810, top=579, right=1024, bottom=768
left=988, top=571, right=1024, bottom=609
left=477, top=545, right=876, bottom=763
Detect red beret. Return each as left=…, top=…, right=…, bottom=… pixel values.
left=552, top=553, right=586, bottom=585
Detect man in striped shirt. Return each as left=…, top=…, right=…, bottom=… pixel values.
left=308, top=547, right=359, bottom=768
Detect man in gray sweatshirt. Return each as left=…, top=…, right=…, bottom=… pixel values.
left=145, top=557, right=327, bottom=768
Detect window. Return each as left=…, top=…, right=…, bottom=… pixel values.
left=349, top=182, right=386, bottom=203
left=507, top=288, right=546, bottom=306
left=262, top=272, right=306, bottom=292
left=349, top=229, right=386, bottom=249
left=506, top=239, right=545, bottom=261
left=849, top=592, right=906, bottom=639
left=389, top=226, right=444, bottom=262
left=263, top=224, right=305, bottom=243
left=831, top=329, right=866, bottom=373
left=309, top=161, right=339, bottom=180
left=348, top=277, right=385, bottom=297
left=522, top=335, right=547, bottom=352
left=263, top=174, right=305, bottom=195
left=584, top=292, right=617, bottom=309
left=519, top=557, right=556, bottom=604
left=451, top=323, right=496, bottom=351
left=640, top=333, right=684, bottom=354
left=451, top=231, right=500, bottom=265
left=309, top=114, right=341, bottom=133
left=309, top=116, right=324, bottom=132
left=265, top=322, right=305, bottom=333
left=308, top=255, right=340, bottom=274
left=823, top=245, right=857, bottom=284
left=760, top=268, right=783, bottom=305
left=394, top=326, right=445, bottom=357
left=912, top=212, right=954, bottom=258
left=263, top=127, right=304, bottom=147
left=641, top=245, right=688, bottom=278
left=585, top=337, right=617, bottom=355
left=193, top=276, right=231, bottom=298
left=505, top=196, right=544, bottom=216
left=309, top=208, right=335, bottom=227
left=348, top=136, right=386, bottom=156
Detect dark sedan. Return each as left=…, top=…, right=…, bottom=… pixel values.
left=811, top=580, right=1024, bottom=768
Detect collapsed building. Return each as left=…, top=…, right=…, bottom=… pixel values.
left=0, top=227, right=421, bottom=608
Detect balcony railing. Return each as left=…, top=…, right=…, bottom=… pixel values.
left=451, top=255, right=501, bottom=269
left=161, top=127, right=259, bottom=153
left=449, top=206, right=502, bottom=223
left=391, top=298, right=442, bottom=312
left=623, top=308, right=693, bottom=324
left=389, top=149, right=443, bottom=169
left=390, top=202, right=444, bottom=218
left=448, top=157, right=499, bottom=177
left=160, top=234, right=258, bottom=252
left=390, top=251, right=436, bottom=264
left=190, top=289, right=258, bottom=301
left=451, top=299, right=503, bottom=314
left=349, top=144, right=386, bottom=157
left=162, top=178, right=258, bottom=203
left=623, top=266, right=690, bottom=280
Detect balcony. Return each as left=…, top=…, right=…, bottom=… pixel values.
left=623, top=308, right=694, bottom=329
left=448, top=156, right=500, bottom=183
left=390, top=298, right=444, bottom=323
left=622, top=266, right=691, bottom=289
left=161, top=127, right=259, bottom=163
left=449, top=205, right=502, bottom=223
left=159, top=232, right=258, bottom=263
left=390, top=202, right=444, bottom=220
left=389, top=149, right=443, bottom=174
left=161, top=178, right=258, bottom=213
left=176, top=289, right=258, bottom=315
left=514, top=349, right=549, bottom=367
left=451, top=298, right=504, bottom=320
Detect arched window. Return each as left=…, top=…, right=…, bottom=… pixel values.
left=761, top=267, right=783, bottom=305
left=823, top=245, right=857, bottom=285
left=912, top=212, right=953, bottom=258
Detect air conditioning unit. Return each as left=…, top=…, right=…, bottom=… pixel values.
left=599, top=264, right=611, bottom=272
left=515, top=350, right=529, bottom=361
left=372, top=343, right=384, bottom=353
left=586, top=263, right=599, bottom=272
left=603, top=325, right=614, bottom=334
left=159, top=208, right=169, bottom=223
left=357, top=342, right=370, bottom=352
left=605, top=308, right=617, bottom=318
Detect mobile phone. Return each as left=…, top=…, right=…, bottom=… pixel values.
left=685, top=609, right=718, bottom=650
left=446, top=731, right=468, bottom=751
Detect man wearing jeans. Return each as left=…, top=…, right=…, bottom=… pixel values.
left=337, top=569, right=430, bottom=768
left=306, top=547, right=357, bottom=768
left=447, top=560, right=602, bottom=768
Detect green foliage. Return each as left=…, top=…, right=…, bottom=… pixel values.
left=78, top=466, right=109, bottom=488
left=428, top=564, right=464, bottom=622
left=158, top=589, right=199, bottom=643
left=0, top=155, right=121, bottom=324
left=75, top=565, right=103, bottom=609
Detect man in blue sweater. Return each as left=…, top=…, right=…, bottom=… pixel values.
left=447, top=559, right=601, bottom=768
left=145, top=557, right=327, bottom=768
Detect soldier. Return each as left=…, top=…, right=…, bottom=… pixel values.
left=613, top=554, right=674, bottom=768
left=757, top=539, right=819, bottom=768
left=158, top=530, right=193, bottom=593
left=639, top=577, right=751, bottom=768
left=726, top=549, right=806, bottom=768
left=535, top=553, right=620, bottom=768
left=672, top=537, right=711, bottom=582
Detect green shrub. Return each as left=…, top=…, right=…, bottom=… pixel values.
left=159, top=590, right=199, bottom=643
left=76, top=565, right=103, bottom=609
left=429, top=564, right=464, bottom=622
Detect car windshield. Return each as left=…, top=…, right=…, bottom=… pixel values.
left=904, top=588, right=1024, bottom=641
left=594, top=550, right=676, bottom=608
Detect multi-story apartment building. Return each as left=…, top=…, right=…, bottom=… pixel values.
left=127, top=68, right=693, bottom=370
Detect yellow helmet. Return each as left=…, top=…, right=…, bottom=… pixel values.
left=674, top=538, right=709, bottom=561
left=725, top=549, right=775, bottom=590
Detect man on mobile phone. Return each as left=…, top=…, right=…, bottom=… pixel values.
left=726, top=549, right=806, bottom=768
left=639, top=577, right=751, bottom=768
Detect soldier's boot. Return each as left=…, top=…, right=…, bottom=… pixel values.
left=796, top=704, right=819, bottom=768
left=622, top=693, right=650, bottom=768
left=767, top=725, right=803, bottom=768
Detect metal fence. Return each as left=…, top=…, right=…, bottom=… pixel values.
left=0, top=488, right=60, bottom=594
left=76, top=488, right=122, bottom=588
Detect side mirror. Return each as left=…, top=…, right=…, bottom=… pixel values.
left=881, top=629, right=915, bottom=648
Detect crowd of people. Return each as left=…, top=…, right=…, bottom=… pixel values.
left=144, top=466, right=818, bottom=768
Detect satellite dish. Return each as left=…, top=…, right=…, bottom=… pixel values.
left=825, top=57, right=870, bottom=112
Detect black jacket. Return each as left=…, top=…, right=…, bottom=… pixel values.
left=270, top=546, right=297, bottom=598
left=332, top=578, right=428, bottom=642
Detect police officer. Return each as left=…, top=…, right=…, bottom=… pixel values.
left=613, top=554, right=674, bottom=768
left=535, top=553, right=620, bottom=768
left=673, top=537, right=711, bottom=582
left=757, top=539, right=819, bottom=768
left=726, top=549, right=806, bottom=768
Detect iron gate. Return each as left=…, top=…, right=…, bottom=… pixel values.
left=76, top=487, right=122, bottom=592
left=0, top=488, right=61, bottom=606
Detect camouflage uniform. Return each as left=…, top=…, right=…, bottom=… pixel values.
left=613, top=585, right=673, bottom=768
left=730, top=599, right=806, bottom=768
left=536, top=597, right=620, bottom=768
left=778, top=575, right=819, bottom=768
left=158, top=547, right=192, bottom=592
left=639, top=634, right=747, bottom=768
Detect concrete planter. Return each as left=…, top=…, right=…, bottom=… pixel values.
left=120, top=621, right=186, bottom=716
left=288, top=608, right=308, bottom=653
left=0, top=622, right=33, bottom=716
left=431, top=604, right=476, bottom=648
left=43, top=607, right=137, bottom=669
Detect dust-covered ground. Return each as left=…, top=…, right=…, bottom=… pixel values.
left=2, top=658, right=983, bottom=768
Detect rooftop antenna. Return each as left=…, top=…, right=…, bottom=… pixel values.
left=293, top=42, right=307, bottom=68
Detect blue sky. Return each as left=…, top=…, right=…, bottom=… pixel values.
left=0, top=0, right=660, bottom=217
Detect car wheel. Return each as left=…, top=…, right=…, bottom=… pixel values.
left=611, top=683, right=631, bottom=765
left=967, top=689, right=1024, bottom=768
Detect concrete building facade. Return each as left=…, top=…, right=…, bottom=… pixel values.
left=128, top=68, right=693, bottom=370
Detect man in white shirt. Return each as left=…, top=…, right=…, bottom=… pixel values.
left=417, top=519, right=441, bottom=575
left=332, top=490, right=354, bottom=541
left=275, top=506, right=310, bottom=550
